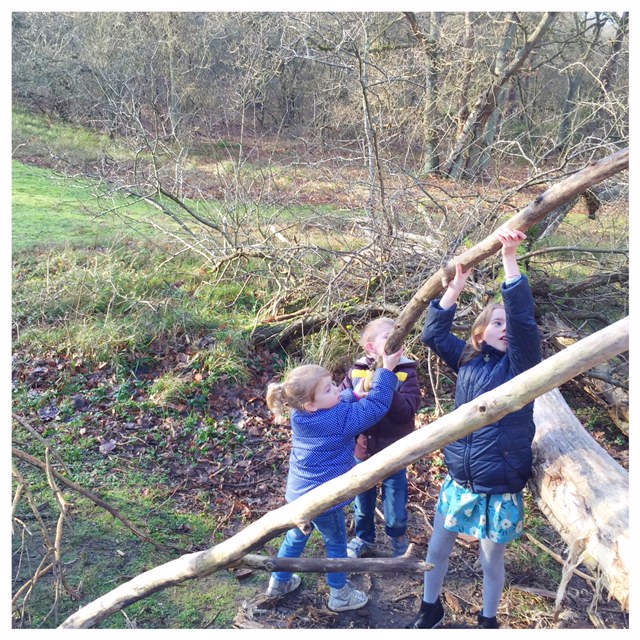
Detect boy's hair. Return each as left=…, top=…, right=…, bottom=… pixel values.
left=266, top=364, right=330, bottom=421
left=459, top=302, right=505, bottom=366
left=360, top=316, right=395, bottom=353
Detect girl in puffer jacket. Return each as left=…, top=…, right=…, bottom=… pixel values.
left=408, top=228, right=541, bottom=629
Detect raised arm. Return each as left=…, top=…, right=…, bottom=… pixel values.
left=439, top=262, right=473, bottom=309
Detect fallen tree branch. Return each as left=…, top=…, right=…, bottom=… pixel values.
left=231, top=554, right=432, bottom=574
left=59, top=317, right=628, bottom=628
left=384, top=147, right=628, bottom=353
left=517, top=246, right=629, bottom=261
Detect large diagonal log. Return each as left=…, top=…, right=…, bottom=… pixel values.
left=531, top=389, right=628, bottom=608
left=59, top=317, right=628, bottom=628
left=384, top=147, right=628, bottom=353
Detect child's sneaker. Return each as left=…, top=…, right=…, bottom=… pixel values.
left=405, top=596, right=445, bottom=628
left=265, top=574, right=301, bottom=597
left=390, top=534, right=410, bottom=557
left=328, top=580, right=369, bottom=612
left=346, top=536, right=373, bottom=558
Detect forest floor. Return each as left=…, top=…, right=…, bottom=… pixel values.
left=12, top=340, right=629, bottom=630
left=174, top=362, right=629, bottom=630
left=12, top=114, right=629, bottom=630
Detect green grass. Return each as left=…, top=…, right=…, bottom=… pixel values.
left=11, top=160, right=170, bottom=252
left=10, top=466, right=261, bottom=629
left=12, top=106, right=122, bottom=164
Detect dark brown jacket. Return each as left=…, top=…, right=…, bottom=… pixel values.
left=340, top=356, right=422, bottom=460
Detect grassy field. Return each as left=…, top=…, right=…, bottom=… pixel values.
left=11, top=119, right=280, bottom=627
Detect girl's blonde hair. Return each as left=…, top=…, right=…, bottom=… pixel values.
left=459, top=302, right=505, bottom=366
left=266, top=364, right=330, bottom=422
left=360, top=316, right=395, bottom=352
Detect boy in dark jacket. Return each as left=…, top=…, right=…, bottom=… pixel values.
left=341, top=317, right=422, bottom=557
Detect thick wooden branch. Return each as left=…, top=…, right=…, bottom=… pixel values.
left=233, top=554, right=432, bottom=574
left=384, top=147, right=628, bottom=354
left=530, top=389, right=628, bottom=608
left=59, top=317, right=628, bottom=628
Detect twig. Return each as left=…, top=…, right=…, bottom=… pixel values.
left=12, top=447, right=184, bottom=554
left=12, top=413, right=70, bottom=474
left=525, top=533, right=595, bottom=583
left=44, top=448, right=78, bottom=600
left=211, top=499, right=236, bottom=537
left=427, top=351, right=444, bottom=417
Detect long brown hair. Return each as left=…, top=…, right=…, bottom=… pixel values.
left=266, top=364, right=330, bottom=422
left=458, top=302, right=505, bottom=366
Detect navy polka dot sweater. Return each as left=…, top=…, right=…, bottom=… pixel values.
left=284, top=367, right=397, bottom=511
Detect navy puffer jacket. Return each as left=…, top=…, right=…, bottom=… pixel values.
left=421, top=276, right=541, bottom=494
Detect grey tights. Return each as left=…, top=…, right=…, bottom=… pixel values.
left=423, top=510, right=506, bottom=618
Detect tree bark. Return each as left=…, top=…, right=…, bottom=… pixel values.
left=530, top=388, right=628, bottom=608
left=59, top=317, right=628, bottom=628
left=384, top=146, right=629, bottom=354
left=233, top=554, right=432, bottom=574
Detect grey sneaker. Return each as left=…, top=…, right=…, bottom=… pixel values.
left=265, top=574, right=301, bottom=597
left=390, top=534, right=410, bottom=557
left=346, top=536, right=373, bottom=558
left=328, top=580, right=368, bottom=612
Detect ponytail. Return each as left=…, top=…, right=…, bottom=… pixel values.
left=266, top=382, right=288, bottom=424
left=265, top=364, right=330, bottom=423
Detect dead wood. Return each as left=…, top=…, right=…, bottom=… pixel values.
left=58, top=317, right=627, bottom=628
left=530, top=388, right=629, bottom=609
left=11, top=446, right=183, bottom=554
left=251, top=303, right=401, bottom=349
left=232, top=554, right=432, bottom=574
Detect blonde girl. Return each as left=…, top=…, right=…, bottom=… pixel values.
left=265, top=348, right=402, bottom=612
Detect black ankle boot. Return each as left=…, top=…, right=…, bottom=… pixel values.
left=477, top=612, right=499, bottom=628
left=406, top=597, right=445, bottom=629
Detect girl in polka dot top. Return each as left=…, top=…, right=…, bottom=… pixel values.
left=263, top=348, right=403, bottom=611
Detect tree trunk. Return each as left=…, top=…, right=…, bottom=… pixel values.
left=444, top=12, right=557, bottom=178
left=530, top=388, right=629, bottom=609
left=59, top=317, right=628, bottom=628
left=384, top=146, right=629, bottom=354
left=403, top=11, right=441, bottom=174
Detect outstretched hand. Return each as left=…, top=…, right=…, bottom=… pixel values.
left=449, top=261, right=473, bottom=293
left=497, top=228, right=526, bottom=255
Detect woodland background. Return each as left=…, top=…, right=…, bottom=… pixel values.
left=11, top=11, right=629, bottom=629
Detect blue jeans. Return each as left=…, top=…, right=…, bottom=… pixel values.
left=352, top=458, right=408, bottom=542
left=272, top=508, right=348, bottom=589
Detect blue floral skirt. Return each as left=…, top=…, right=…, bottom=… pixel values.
left=436, top=474, right=525, bottom=543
